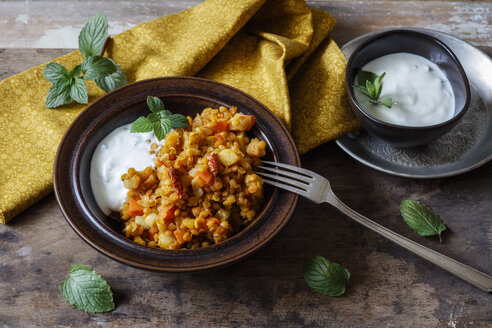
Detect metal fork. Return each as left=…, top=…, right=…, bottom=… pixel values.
left=256, top=160, right=492, bottom=292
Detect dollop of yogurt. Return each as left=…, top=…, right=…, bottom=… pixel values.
left=90, top=124, right=157, bottom=215
left=353, top=52, right=455, bottom=126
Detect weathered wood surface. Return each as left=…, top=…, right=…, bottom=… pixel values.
left=0, top=1, right=490, bottom=51
left=1, top=1, right=492, bottom=327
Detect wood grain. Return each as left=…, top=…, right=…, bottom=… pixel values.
left=1, top=1, right=492, bottom=327
left=0, top=1, right=490, bottom=51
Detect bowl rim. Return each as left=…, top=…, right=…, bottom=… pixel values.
left=53, top=76, right=300, bottom=272
left=345, top=28, right=471, bottom=130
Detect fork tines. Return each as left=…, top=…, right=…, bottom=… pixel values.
left=255, top=160, right=314, bottom=196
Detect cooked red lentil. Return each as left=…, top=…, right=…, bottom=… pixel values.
left=120, top=106, right=266, bottom=249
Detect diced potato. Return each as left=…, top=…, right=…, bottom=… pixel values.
left=246, top=138, right=266, bottom=157
left=135, top=215, right=150, bottom=229
left=229, top=114, right=255, bottom=131
left=144, top=213, right=157, bottom=229
left=218, top=149, right=241, bottom=166
left=158, top=232, right=176, bottom=249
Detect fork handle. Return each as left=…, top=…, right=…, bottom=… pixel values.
left=325, top=191, right=492, bottom=292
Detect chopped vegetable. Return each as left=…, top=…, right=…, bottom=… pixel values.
left=211, top=120, right=229, bottom=134
left=129, top=198, right=144, bottom=217
left=196, top=170, right=213, bottom=186
left=161, top=206, right=176, bottom=223
left=229, top=114, right=255, bottom=131
left=218, top=149, right=241, bottom=166
left=173, top=230, right=185, bottom=245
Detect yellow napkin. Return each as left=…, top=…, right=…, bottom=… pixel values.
left=0, top=0, right=358, bottom=223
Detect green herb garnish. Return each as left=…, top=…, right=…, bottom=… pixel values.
left=60, top=264, right=115, bottom=313
left=43, top=12, right=127, bottom=108
left=131, top=96, right=190, bottom=141
left=400, top=200, right=447, bottom=243
left=353, top=70, right=393, bottom=108
left=303, top=256, right=350, bottom=297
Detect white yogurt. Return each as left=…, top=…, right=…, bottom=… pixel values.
left=90, top=124, right=157, bottom=215
left=353, top=52, right=455, bottom=126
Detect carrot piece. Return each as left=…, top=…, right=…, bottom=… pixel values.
left=211, top=120, right=229, bottom=134
left=129, top=198, right=144, bottom=217
left=147, top=229, right=157, bottom=242
left=174, top=230, right=185, bottom=245
left=196, top=170, right=213, bottom=186
left=162, top=206, right=176, bottom=223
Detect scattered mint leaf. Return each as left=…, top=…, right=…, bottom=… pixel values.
left=43, top=63, right=69, bottom=82
left=45, top=80, right=72, bottom=108
left=42, top=13, right=127, bottom=108
left=60, top=264, right=115, bottom=314
left=354, top=70, right=394, bottom=109
left=131, top=96, right=190, bottom=141
left=95, top=59, right=127, bottom=92
left=400, top=200, right=447, bottom=243
left=70, top=78, right=88, bottom=104
left=78, top=12, right=108, bottom=58
left=147, top=96, right=165, bottom=113
left=303, top=256, right=350, bottom=297
left=81, top=56, right=117, bottom=80
left=68, top=65, right=82, bottom=80
left=379, top=97, right=393, bottom=108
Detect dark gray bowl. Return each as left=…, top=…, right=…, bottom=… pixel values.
left=345, top=29, right=470, bottom=147
left=53, top=77, right=299, bottom=272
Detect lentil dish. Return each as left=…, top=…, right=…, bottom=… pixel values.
left=120, top=106, right=266, bottom=249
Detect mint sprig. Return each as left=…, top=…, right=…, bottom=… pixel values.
left=353, top=70, right=393, bottom=108
left=400, top=200, right=447, bottom=243
left=131, top=96, right=190, bottom=141
left=42, top=12, right=127, bottom=108
left=303, top=256, right=350, bottom=297
left=60, top=264, right=115, bottom=313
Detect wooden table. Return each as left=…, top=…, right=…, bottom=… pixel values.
left=1, top=1, right=491, bottom=327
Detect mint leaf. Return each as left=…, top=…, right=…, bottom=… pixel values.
left=130, top=96, right=190, bottom=141
left=43, top=63, right=69, bottom=82
left=379, top=97, right=393, bottom=108
left=45, top=80, right=72, bottom=108
left=78, top=12, right=108, bottom=58
left=70, top=78, right=88, bottom=104
left=400, top=200, right=447, bottom=243
left=130, top=117, right=154, bottom=133
left=303, top=256, right=350, bottom=297
left=373, top=72, right=385, bottom=98
left=60, top=264, right=115, bottom=314
left=365, top=80, right=376, bottom=99
left=355, top=70, right=394, bottom=105
left=357, top=70, right=378, bottom=86
left=68, top=65, right=82, bottom=80
left=147, top=96, right=165, bottom=113
left=168, top=113, right=190, bottom=129
left=94, top=59, right=127, bottom=92
left=81, top=56, right=117, bottom=80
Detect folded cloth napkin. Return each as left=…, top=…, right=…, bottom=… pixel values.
left=0, top=0, right=358, bottom=223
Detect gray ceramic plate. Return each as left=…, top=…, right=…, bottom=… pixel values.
left=336, top=28, right=492, bottom=178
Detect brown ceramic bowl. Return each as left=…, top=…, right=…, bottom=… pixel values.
left=345, top=29, right=470, bottom=147
left=53, top=77, right=299, bottom=272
